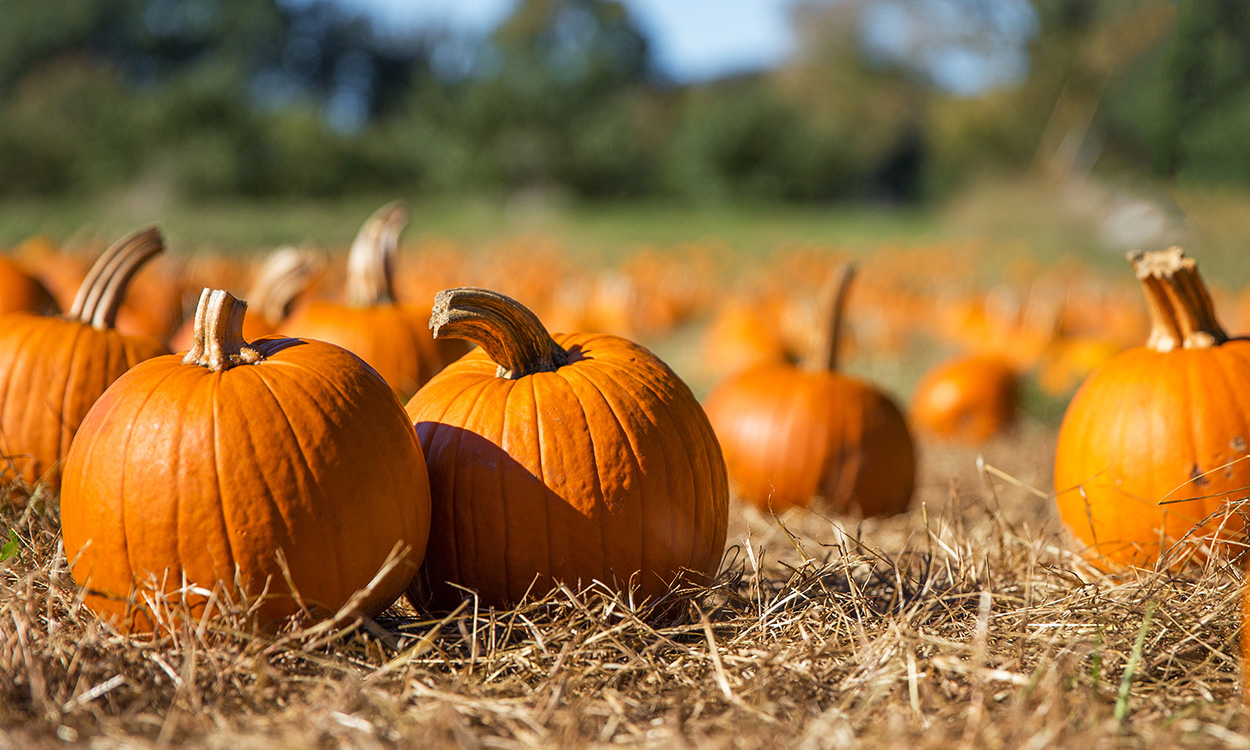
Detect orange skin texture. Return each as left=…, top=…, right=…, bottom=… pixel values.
left=60, top=337, right=432, bottom=633
left=704, top=363, right=915, bottom=516
left=286, top=301, right=441, bottom=401
left=0, top=258, right=58, bottom=316
left=406, top=333, right=729, bottom=610
left=0, top=313, right=168, bottom=491
left=910, top=354, right=1018, bottom=444
left=1054, top=343, right=1250, bottom=568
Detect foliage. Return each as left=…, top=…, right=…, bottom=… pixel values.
left=0, top=0, right=1245, bottom=202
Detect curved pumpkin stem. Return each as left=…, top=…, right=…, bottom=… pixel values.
left=1129, top=248, right=1227, bottom=352
left=68, top=226, right=164, bottom=330
left=345, top=201, right=407, bottom=308
left=183, top=289, right=263, bottom=372
left=808, top=261, right=858, bottom=373
left=249, top=246, right=324, bottom=325
left=431, top=287, right=568, bottom=379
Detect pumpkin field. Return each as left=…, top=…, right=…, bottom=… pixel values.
left=0, top=188, right=1248, bottom=749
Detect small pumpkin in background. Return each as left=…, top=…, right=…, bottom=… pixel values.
left=0, top=255, right=58, bottom=316
left=61, top=288, right=431, bottom=633
left=702, top=297, right=791, bottom=375
left=704, top=264, right=916, bottom=516
left=406, top=287, right=728, bottom=611
left=1054, top=248, right=1250, bottom=569
left=910, top=354, right=1019, bottom=444
left=17, top=235, right=93, bottom=312
left=285, top=202, right=446, bottom=400
left=169, top=246, right=324, bottom=351
left=1035, top=336, right=1122, bottom=397
left=0, top=228, right=169, bottom=494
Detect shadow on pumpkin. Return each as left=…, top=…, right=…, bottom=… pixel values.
left=407, top=425, right=714, bottom=614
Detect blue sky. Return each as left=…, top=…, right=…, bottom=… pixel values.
left=329, top=0, right=800, bottom=82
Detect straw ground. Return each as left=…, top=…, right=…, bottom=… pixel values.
left=0, top=423, right=1245, bottom=748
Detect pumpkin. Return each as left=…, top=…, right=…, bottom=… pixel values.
left=61, top=289, right=431, bottom=632
left=1036, top=336, right=1122, bottom=396
left=910, top=354, right=1018, bottom=444
left=1054, top=248, right=1250, bottom=569
left=169, top=246, right=323, bottom=351
left=405, top=288, right=728, bottom=610
left=704, top=264, right=915, bottom=515
left=285, top=202, right=445, bottom=400
left=0, top=255, right=58, bottom=316
left=0, top=228, right=169, bottom=494
left=701, top=297, right=791, bottom=375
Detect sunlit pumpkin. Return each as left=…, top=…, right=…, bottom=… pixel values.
left=0, top=255, right=58, bottom=316
left=61, top=289, right=431, bottom=632
left=1054, top=248, right=1250, bottom=569
left=704, top=264, right=915, bottom=515
left=910, top=354, right=1018, bottom=444
left=285, top=201, right=444, bottom=400
left=0, top=228, right=169, bottom=494
left=405, top=287, right=728, bottom=610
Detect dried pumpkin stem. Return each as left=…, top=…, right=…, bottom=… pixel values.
left=431, top=287, right=568, bottom=379
left=68, top=226, right=164, bottom=330
left=182, top=289, right=263, bottom=371
left=1129, top=248, right=1227, bottom=352
left=249, top=246, right=323, bottom=325
left=345, top=201, right=407, bottom=308
left=809, top=262, right=858, bottom=373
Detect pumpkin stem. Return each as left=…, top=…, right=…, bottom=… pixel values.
left=182, top=289, right=263, bottom=371
left=1129, top=248, right=1227, bottom=352
left=68, top=226, right=164, bottom=330
left=249, top=246, right=324, bottom=325
left=345, top=201, right=407, bottom=308
left=809, top=262, right=858, bottom=372
left=430, top=287, right=568, bottom=379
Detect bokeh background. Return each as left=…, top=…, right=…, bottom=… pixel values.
left=2, top=0, right=1245, bottom=250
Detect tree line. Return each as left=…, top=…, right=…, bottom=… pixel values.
left=0, top=0, right=1245, bottom=203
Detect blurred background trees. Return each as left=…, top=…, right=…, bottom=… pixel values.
left=0, top=0, right=1239, bottom=203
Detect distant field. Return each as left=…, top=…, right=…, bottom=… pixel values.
left=0, top=193, right=937, bottom=260
left=3, top=179, right=1248, bottom=286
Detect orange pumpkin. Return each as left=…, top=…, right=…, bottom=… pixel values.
left=1054, top=248, right=1250, bottom=569
left=285, top=202, right=444, bottom=400
left=910, top=354, right=1018, bottom=443
left=0, top=228, right=169, bottom=494
left=405, top=288, right=728, bottom=610
left=704, top=264, right=915, bottom=515
left=0, top=255, right=58, bottom=316
left=61, top=289, right=431, bottom=632
left=701, top=297, right=791, bottom=374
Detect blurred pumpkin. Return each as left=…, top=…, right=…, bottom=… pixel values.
left=285, top=202, right=446, bottom=400
left=0, top=228, right=169, bottom=494
left=0, top=255, right=58, bottom=316
left=704, top=264, right=915, bottom=516
left=169, top=246, right=323, bottom=351
left=910, top=354, right=1018, bottom=444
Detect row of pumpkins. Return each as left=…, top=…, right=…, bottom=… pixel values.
left=0, top=203, right=1247, bottom=638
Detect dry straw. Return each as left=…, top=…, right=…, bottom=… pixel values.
left=0, top=425, right=1245, bottom=748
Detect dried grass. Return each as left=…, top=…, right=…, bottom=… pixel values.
left=0, top=424, right=1245, bottom=749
